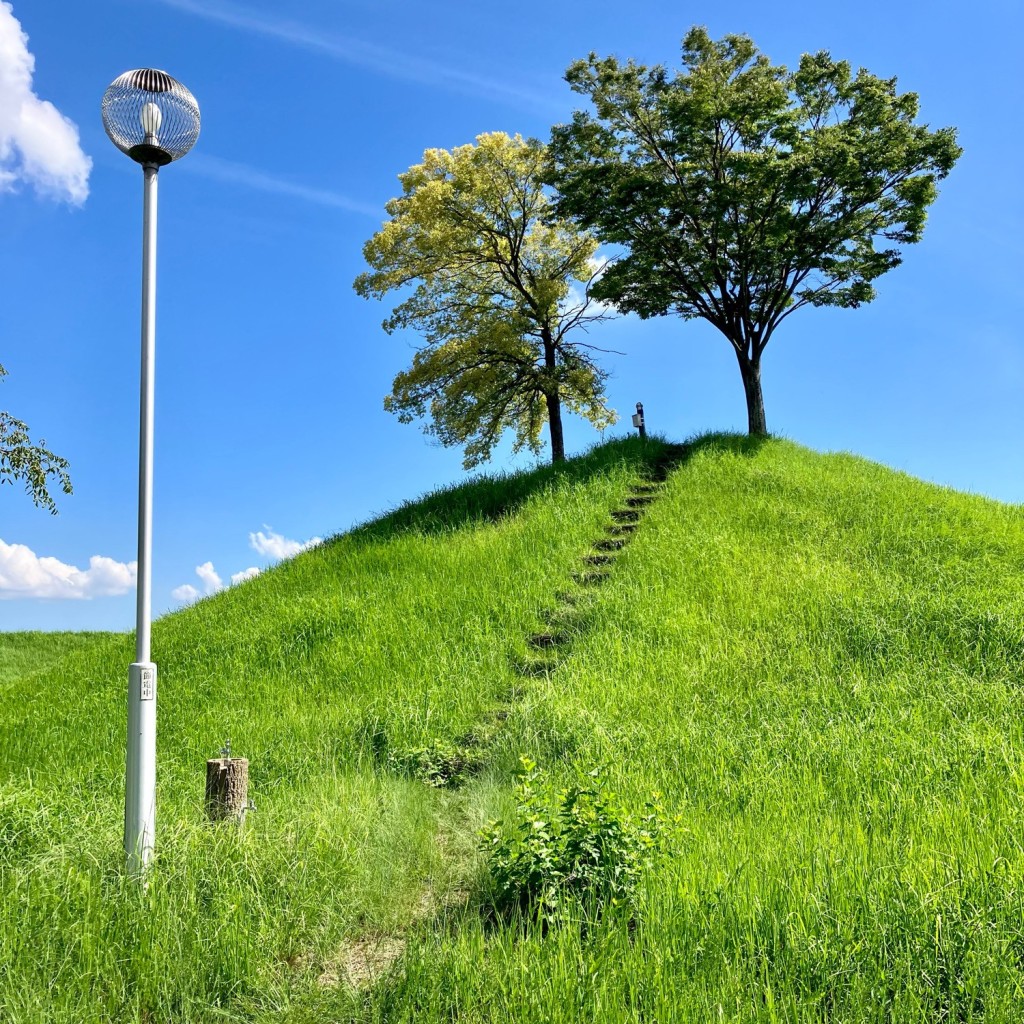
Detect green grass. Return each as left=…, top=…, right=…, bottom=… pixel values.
left=0, top=631, right=118, bottom=686
left=3, top=433, right=1024, bottom=1022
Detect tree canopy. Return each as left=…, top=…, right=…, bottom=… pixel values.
left=355, top=132, right=615, bottom=467
left=547, top=27, right=962, bottom=434
left=0, top=364, right=72, bottom=514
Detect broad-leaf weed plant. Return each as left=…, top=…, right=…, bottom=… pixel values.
left=480, top=758, right=672, bottom=929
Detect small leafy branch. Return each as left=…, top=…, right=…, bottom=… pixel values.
left=480, top=758, right=673, bottom=928
left=0, top=365, right=72, bottom=514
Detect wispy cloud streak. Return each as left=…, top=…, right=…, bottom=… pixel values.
left=185, top=154, right=381, bottom=217
left=157, top=0, right=561, bottom=114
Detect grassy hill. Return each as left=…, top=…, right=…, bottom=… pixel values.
left=2, top=434, right=1024, bottom=1023
left=0, top=631, right=119, bottom=687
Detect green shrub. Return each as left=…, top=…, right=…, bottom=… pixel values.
left=479, top=758, right=670, bottom=927
left=388, top=739, right=485, bottom=788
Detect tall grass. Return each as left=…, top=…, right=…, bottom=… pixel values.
left=365, top=434, right=1024, bottom=1022
left=4, top=433, right=1024, bottom=1021
left=0, top=437, right=662, bottom=1022
left=0, top=632, right=117, bottom=687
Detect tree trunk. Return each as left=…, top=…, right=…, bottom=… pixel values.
left=545, top=389, right=566, bottom=463
left=736, top=351, right=767, bottom=436
left=205, top=757, right=250, bottom=823
left=542, top=333, right=565, bottom=463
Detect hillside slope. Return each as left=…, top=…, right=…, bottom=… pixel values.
left=2, top=434, right=1024, bottom=1023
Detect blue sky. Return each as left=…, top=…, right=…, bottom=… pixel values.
left=1, top=0, right=1021, bottom=631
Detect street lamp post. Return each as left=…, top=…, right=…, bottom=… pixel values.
left=101, top=69, right=200, bottom=873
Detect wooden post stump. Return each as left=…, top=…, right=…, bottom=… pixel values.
left=205, top=757, right=249, bottom=823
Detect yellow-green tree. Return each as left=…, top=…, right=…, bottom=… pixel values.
left=355, top=132, right=615, bottom=467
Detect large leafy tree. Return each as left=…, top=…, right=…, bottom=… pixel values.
left=547, top=28, right=962, bottom=434
left=355, top=132, right=615, bottom=467
left=1, top=364, right=72, bottom=514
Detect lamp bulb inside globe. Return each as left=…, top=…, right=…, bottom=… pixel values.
left=140, top=102, right=162, bottom=142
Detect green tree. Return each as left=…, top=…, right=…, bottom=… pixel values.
left=355, top=132, right=616, bottom=467
left=547, top=28, right=961, bottom=435
left=0, top=364, right=72, bottom=514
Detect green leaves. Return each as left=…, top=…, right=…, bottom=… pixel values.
left=548, top=27, right=962, bottom=433
left=355, top=133, right=616, bottom=468
left=480, top=758, right=673, bottom=928
left=387, top=738, right=485, bottom=788
left=0, top=364, right=72, bottom=515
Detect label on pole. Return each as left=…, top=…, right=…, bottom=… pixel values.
left=140, top=667, right=155, bottom=700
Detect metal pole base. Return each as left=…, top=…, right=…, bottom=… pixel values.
left=125, top=661, right=157, bottom=873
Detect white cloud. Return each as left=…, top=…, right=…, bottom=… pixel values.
left=171, top=528, right=318, bottom=605
left=0, top=538, right=135, bottom=599
left=195, top=561, right=223, bottom=594
left=172, top=560, right=225, bottom=604
left=172, top=560, right=265, bottom=604
left=249, top=527, right=322, bottom=560
left=0, top=3, right=91, bottom=204
left=560, top=253, right=618, bottom=319
left=171, top=583, right=200, bottom=603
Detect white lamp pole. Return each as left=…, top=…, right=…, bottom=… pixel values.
left=102, top=69, right=200, bottom=873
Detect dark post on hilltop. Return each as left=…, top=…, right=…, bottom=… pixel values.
left=632, top=402, right=646, bottom=439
